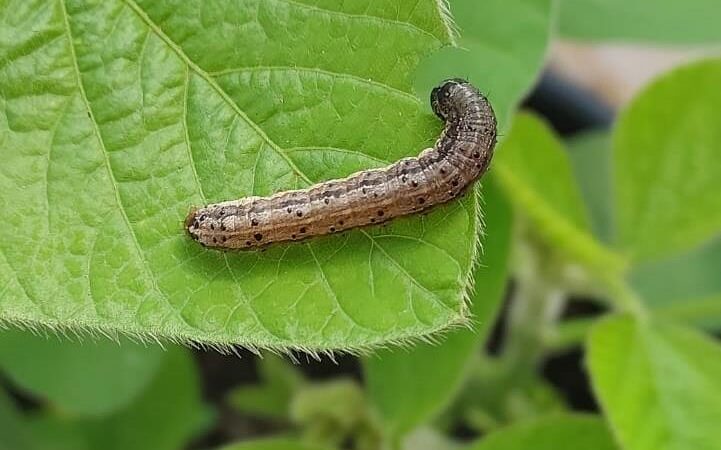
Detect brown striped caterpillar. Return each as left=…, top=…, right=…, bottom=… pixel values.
left=186, top=79, right=497, bottom=249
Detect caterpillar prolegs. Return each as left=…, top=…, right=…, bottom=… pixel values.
left=185, top=79, right=497, bottom=249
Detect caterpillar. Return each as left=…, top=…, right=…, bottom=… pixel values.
left=185, top=78, right=497, bottom=249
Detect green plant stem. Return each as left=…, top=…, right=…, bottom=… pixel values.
left=543, top=317, right=595, bottom=352
left=504, top=277, right=564, bottom=380
left=500, top=239, right=566, bottom=382
left=600, top=275, right=648, bottom=319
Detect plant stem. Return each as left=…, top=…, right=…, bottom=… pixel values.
left=543, top=317, right=595, bottom=351
left=501, top=239, right=566, bottom=381
left=597, top=271, right=648, bottom=320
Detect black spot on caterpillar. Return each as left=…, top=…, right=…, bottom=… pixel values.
left=186, top=79, right=497, bottom=249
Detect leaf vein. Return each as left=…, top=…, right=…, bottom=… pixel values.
left=306, top=243, right=373, bottom=333
left=361, top=230, right=455, bottom=313
left=210, top=65, right=421, bottom=102
left=121, top=0, right=313, bottom=185
left=272, top=0, right=441, bottom=42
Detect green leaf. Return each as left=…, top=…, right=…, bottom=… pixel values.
left=219, top=437, right=326, bottom=450
left=573, top=100, right=721, bottom=323
left=614, top=58, right=721, bottom=263
left=1, top=389, right=92, bottom=450
left=0, top=391, right=36, bottom=450
left=497, top=114, right=590, bottom=230
left=415, top=0, right=554, bottom=132
left=654, top=293, right=721, bottom=331
left=0, top=347, right=206, bottom=450
left=364, top=179, right=512, bottom=438
left=0, top=330, right=164, bottom=416
left=588, top=315, right=721, bottom=450
left=0, top=0, right=485, bottom=350
left=467, top=414, right=618, bottom=450
left=80, top=347, right=208, bottom=450
left=566, top=130, right=614, bottom=244
left=22, top=417, right=90, bottom=450
left=227, top=354, right=304, bottom=420
left=559, top=0, right=721, bottom=44
left=494, top=113, right=625, bottom=275
left=631, top=236, right=721, bottom=329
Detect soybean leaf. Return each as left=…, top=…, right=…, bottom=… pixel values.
left=80, top=347, right=208, bottom=450
left=654, top=293, right=721, bottom=331
left=467, top=414, right=618, bottom=450
left=559, top=0, right=721, bottom=44
left=19, top=418, right=89, bottom=450
left=565, top=111, right=721, bottom=328
left=0, top=0, right=480, bottom=350
left=631, top=235, right=721, bottom=330
left=0, top=347, right=206, bottom=450
left=614, top=58, right=721, bottom=263
left=0, top=391, right=36, bottom=450
left=588, top=315, right=721, bottom=450
left=415, top=0, right=554, bottom=132
left=494, top=113, right=625, bottom=276
left=566, top=130, right=614, bottom=244
left=0, top=330, right=164, bottom=416
left=364, top=179, right=511, bottom=438
left=0, top=395, right=106, bottom=450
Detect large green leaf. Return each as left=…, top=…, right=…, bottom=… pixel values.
left=0, top=0, right=488, bottom=350
left=364, top=179, right=511, bottom=438
left=467, top=414, right=618, bottom=450
left=494, top=113, right=625, bottom=276
left=0, top=330, right=164, bottom=416
left=559, top=0, right=721, bottom=44
left=614, top=58, right=721, bottom=263
left=588, top=315, right=721, bottom=450
left=415, top=0, right=554, bottom=132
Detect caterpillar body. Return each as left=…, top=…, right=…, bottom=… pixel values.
left=186, top=78, right=497, bottom=249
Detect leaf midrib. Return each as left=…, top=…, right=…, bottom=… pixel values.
left=121, top=0, right=313, bottom=185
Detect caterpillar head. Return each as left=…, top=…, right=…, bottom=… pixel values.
left=431, top=78, right=470, bottom=120
left=185, top=205, right=227, bottom=247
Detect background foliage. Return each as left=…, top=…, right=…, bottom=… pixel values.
left=1, top=0, right=720, bottom=449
